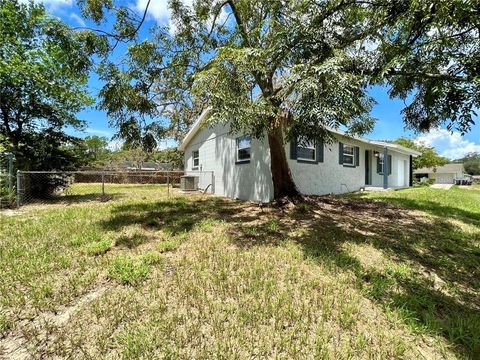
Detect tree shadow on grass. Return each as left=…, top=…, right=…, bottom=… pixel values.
left=24, top=193, right=122, bottom=206
left=99, top=195, right=480, bottom=357
left=349, top=193, right=480, bottom=226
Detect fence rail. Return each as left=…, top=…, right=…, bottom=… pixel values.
left=15, top=170, right=187, bottom=207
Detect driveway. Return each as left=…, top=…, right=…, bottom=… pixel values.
left=431, top=184, right=453, bottom=190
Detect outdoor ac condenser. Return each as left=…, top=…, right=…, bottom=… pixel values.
left=180, top=175, right=199, bottom=191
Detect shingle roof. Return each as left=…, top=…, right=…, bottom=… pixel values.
left=179, top=109, right=422, bottom=156
left=414, top=163, right=464, bottom=174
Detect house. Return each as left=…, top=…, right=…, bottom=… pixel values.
left=413, top=163, right=466, bottom=184
left=179, top=110, right=421, bottom=202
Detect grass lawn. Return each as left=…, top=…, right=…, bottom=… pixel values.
left=0, top=184, right=479, bottom=359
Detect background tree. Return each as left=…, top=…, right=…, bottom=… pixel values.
left=455, top=152, right=480, bottom=175
left=0, top=0, right=106, bottom=170
left=153, top=148, right=184, bottom=169
left=394, top=137, right=448, bottom=170
left=84, top=135, right=109, bottom=161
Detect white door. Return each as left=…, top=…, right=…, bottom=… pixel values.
left=397, top=160, right=405, bottom=186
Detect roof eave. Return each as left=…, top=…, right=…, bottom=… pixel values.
left=178, top=108, right=212, bottom=151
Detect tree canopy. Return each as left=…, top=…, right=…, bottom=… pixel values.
left=0, top=0, right=106, bottom=170
left=394, top=137, right=448, bottom=170
left=455, top=152, right=480, bottom=175
left=3, top=0, right=478, bottom=199
left=81, top=0, right=479, bottom=198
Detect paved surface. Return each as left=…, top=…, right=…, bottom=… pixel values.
left=431, top=184, right=453, bottom=190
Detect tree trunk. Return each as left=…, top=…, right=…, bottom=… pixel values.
left=267, top=123, right=299, bottom=200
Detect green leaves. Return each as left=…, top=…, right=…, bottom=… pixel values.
left=394, top=138, right=448, bottom=170
left=0, top=0, right=98, bottom=170
left=376, top=0, right=480, bottom=134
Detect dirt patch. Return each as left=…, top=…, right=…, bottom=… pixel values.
left=0, top=282, right=111, bottom=359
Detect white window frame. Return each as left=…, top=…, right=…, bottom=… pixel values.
left=297, top=141, right=316, bottom=162
left=192, top=150, right=199, bottom=170
left=343, top=144, right=355, bottom=166
left=236, top=135, right=251, bottom=163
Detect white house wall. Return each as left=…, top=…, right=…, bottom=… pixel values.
left=370, top=151, right=410, bottom=188
left=184, top=126, right=412, bottom=202
left=183, top=123, right=273, bottom=202
left=287, top=136, right=366, bottom=195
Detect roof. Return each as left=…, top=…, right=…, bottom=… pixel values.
left=178, top=108, right=212, bottom=151
left=414, top=163, right=464, bottom=174
left=178, top=109, right=422, bottom=156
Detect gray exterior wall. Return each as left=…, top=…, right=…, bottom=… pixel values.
left=184, top=124, right=412, bottom=202
left=183, top=123, right=273, bottom=202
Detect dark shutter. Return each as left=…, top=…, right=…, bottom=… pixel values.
left=339, top=142, right=344, bottom=164
left=377, top=156, right=382, bottom=174
left=290, top=139, right=297, bottom=160
left=409, top=155, right=413, bottom=186
left=317, top=140, right=324, bottom=163
left=388, top=155, right=392, bottom=175
left=354, top=146, right=360, bottom=167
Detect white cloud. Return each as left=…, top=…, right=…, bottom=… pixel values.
left=19, top=0, right=73, bottom=10
left=69, top=12, right=86, bottom=27
left=414, top=128, right=480, bottom=160
left=135, top=0, right=227, bottom=33
left=85, top=128, right=113, bottom=138
left=135, top=0, right=171, bottom=24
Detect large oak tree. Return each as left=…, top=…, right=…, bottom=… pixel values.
left=84, top=0, right=480, bottom=199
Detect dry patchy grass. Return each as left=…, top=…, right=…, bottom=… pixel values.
left=0, top=184, right=479, bottom=359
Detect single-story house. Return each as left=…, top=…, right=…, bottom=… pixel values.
left=179, top=110, right=421, bottom=202
left=413, top=163, right=466, bottom=184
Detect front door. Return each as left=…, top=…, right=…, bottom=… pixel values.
left=365, top=150, right=371, bottom=185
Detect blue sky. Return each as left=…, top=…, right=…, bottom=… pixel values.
left=35, top=0, right=480, bottom=159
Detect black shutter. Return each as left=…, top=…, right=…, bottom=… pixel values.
left=355, top=146, right=360, bottom=167
left=377, top=156, right=382, bottom=174
left=409, top=155, right=413, bottom=186
left=388, top=155, right=392, bottom=175
left=290, top=139, right=297, bottom=160
left=317, top=140, right=324, bottom=163
left=339, top=142, right=344, bottom=164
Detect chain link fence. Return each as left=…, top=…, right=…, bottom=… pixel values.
left=15, top=170, right=187, bottom=206
left=0, top=153, right=15, bottom=208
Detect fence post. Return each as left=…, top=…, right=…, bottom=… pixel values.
left=8, top=154, right=14, bottom=193
left=101, top=172, right=105, bottom=196
left=167, top=172, right=170, bottom=198
left=16, top=170, right=22, bottom=208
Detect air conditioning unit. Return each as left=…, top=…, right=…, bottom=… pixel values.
left=180, top=175, right=199, bottom=191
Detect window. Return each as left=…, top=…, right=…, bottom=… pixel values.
left=343, top=145, right=355, bottom=166
left=192, top=150, right=199, bottom=170
left=297, top=141, right=316, bottom=162
left=378, top=153, right=384, bottom=174
left=236, top=135, right=251, bottom=163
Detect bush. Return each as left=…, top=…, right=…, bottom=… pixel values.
left=413, top=178, right=435, bottom=187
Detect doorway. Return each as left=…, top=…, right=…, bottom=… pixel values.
left=365, top=150, right=372, bottom=185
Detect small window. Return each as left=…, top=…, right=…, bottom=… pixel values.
left=378, top=153, right=385, bottom=174
left=236, top=135, right=251, bottom=162
left=343, top=145, right=355, bottom=166
left=297, top=141, right=316, bottom=162
left=192, top=150, right=199, bottom=170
